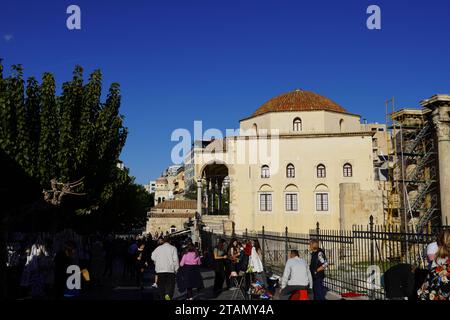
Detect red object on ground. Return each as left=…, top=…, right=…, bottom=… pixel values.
left=341, top=292, right=367, bottom=298
left=289, top=290, right=309, bottom=300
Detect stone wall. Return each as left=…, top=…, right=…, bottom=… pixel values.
left=146, top=216, right=192, bottom=235
left=339, top=183, right=384, bottom=229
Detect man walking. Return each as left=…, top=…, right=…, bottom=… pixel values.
left=280, top=250, right=313, bottom=300
left=309, top=239, right=328, bottom=300
left=151, top=236, right=179, bottom=300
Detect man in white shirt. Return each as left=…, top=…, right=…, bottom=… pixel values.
left=280, top=250, right=313, bottom=300
left=151, top=237, right=179, bottom=300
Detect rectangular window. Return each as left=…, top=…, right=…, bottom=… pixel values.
left=315, top=193, right=329, bottom=211
left=285, top=193, right=298, bottom=211
left=260, top=193, right=272, bottom=211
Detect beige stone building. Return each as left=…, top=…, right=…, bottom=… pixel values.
left=146, top=200, right=197, bottom=235
left=191, top=89, right=388, bottom=234
left=154, top=177, right=171, bottom=205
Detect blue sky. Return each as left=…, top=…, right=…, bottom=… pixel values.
left=1, top=0, right=450, bottom=185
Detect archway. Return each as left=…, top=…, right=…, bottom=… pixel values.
left=201, top=162, right=230, bottom=215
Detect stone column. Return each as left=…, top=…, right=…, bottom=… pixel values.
left=204, top=178, right=209, bottom=215
left=218, top=179, right=223, bottom=213
left=424, top=95, right=450, bottom=225
left=194, top=179, right=202, bottom=245
left=433, top=115, right=450, bottom=225
left=196, top=179, right=202, bottom=218
left=211, top=178, right=216, bottom=214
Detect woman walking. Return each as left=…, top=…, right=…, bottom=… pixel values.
left=179, top=244, right=203, bottom=300
left=213, top=239, right=228, bottom=297
left=418, top=230, right=450, bottom=300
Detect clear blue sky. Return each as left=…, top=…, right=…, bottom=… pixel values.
left=1, top=0, right=450, bottom=185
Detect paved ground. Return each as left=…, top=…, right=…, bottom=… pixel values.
left=76, top=261, right=343, bottom=300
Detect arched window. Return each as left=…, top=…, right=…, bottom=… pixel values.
left=259, top=184, right=273, bottom=212
left=170, top=225, right=177, bottom=233
left=316, top=164, right=326, bottom=178
left=261, top=165, right=270, bottom=178
left=314, top=184, right=329, bottom=212
left=293, top=118, right=302, bottom=132
left=286, top=163, right=295, bottom=178
left=339, top=119, right=344, bottom=132
left=343, top=163, right=353, bottom=177
left=284, top=184, right=299, bottom=212
left=252, top=123, right=258, bottom=135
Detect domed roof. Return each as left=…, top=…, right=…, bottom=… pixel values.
left=252, top=89, right=347, bottom=117
left=156, top=177, right=168, bottom=184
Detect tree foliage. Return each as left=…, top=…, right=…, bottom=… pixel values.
left=0, top=61, right=137, bottom=225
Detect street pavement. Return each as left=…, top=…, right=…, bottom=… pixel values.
left=76, top=260, right=342, bottom=300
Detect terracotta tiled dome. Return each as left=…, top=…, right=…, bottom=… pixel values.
left=156, top=177, right=168, bottom=184
left=252, top=89, right=347, bottom=117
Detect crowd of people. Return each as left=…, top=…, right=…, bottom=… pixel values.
left=5, top=230, right=205, bottom=300
left=211, top=238, right=265, bottom=298
left=5, top=228, right=450, bottom=300
left=210, top=237, right=328, bottom=300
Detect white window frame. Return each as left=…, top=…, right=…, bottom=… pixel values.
left=315, top=192, right=329, bottom=212
left=259, top=192, right=273, bottom=212
left=261, top=165, right=270, bottom=178
left=286, top=164, right=295, bottom=178
left=317, top=164, right=326, bottom=178
left=285, top=192, right=299, bottom=212
left=293, top=118, right=302, bottom=132
left=343, top=163, right=353, bottom=177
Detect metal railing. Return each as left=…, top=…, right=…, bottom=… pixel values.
left=200, top=216, right=448, bottom=300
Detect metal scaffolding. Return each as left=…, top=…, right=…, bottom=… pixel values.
left=385, top=101, right=440, bottom=232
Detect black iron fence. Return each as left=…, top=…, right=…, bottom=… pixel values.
left=200, top=216, right=448, bottom=300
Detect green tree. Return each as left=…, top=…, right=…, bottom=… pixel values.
left=12, top=65, right=33, bottom=176
left=98, top=169, right=152, bottom=232
left=0, top=61, right=17, bottom=157
left=2, top=63, right=130, bottom=228
left=38, top=73, right=59, bottom=187
left=77, top=69, right=101, bottom=177
left=25, top=77, right=41, bottom=178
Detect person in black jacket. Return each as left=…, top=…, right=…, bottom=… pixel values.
left=54, top=241, right=76, bottom=299
left=309, top=239, right=328, bottom=300
left=135, top=241, right=149, bottom=290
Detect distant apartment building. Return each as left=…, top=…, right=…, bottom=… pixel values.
left=184, top=140, right=214, bottom=189
left=144, top=180, right=156, bottom=194
left=154, top=165, right=186, bottom=205
left=165, top=165, right=183, bottom=177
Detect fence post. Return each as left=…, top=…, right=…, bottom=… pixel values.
left=316, top=222, right=320, bottom=239
left=285, top=226, right=289, bottom=262
left=245, top=228, right=248, bottom=238
left=369, top=215, right=375, bottom=300
left=262, top=226, right=266, bottom=268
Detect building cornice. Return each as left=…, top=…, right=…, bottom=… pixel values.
left=239, top=109, right=361, bottom=122
left=230, top=131, right=375, bottom=140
